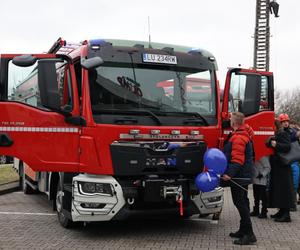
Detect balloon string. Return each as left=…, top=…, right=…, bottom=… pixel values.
left=231, top=178, right=251, bottom=180
left=229, top=179, right=248, bottom=192
left=206, top=172, right=212, bottom=182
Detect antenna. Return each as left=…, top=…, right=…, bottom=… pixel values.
left=148, top=16, right=152, bottom=48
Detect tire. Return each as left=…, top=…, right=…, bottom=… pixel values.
left=56, top=180, right=74, bottom=228
left=0, top=155, right=7, bottom=164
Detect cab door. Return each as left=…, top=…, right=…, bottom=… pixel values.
left=221, top=68, right=274, bottom=160
left=0, top=54, right=80, bottom=172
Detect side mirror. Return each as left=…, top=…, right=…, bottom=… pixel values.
left=240, top=74, right=261, bottom=116
left=12, top=55, right=37, bottom=67
left=38, top=59, right=62, bottom=111
left=81, top=57, right=103, bottom=70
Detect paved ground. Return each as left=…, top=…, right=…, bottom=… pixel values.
left=0, top=181, right=19, bottom=195
left=0, top=188, right=300, bottom=250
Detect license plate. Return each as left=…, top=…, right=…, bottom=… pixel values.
left=142, top=53, right=177, bottom=65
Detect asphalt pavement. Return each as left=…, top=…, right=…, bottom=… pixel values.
left=0, top=188, right=300, bottom=249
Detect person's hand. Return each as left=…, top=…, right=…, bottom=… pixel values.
left=271, top=140, right=276, bottom=148
left=222, top=174, right=231, bottom=181
left=265, top=136, right=275, bottom=147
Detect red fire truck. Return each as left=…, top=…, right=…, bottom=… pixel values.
left=0, top=38, right=274, bottom=227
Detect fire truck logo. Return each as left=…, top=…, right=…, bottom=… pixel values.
left=145, top=157, right=176, bottom=167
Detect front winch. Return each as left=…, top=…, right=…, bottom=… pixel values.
left=162, top=186, right=184, bottom=216
left=162, top=186, right=182, bottom=199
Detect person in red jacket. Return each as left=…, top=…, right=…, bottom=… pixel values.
left=222, top=112, right=257, bottom=245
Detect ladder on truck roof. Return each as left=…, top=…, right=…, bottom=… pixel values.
left=253, top=0, right=270, bottom=71
left=48, top=37, right=81, bottom=55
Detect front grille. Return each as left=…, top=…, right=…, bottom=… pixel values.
left=110, top=141, right=207, bottom=176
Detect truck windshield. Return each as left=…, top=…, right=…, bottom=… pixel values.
left=89, top=65, right=216, bottom=117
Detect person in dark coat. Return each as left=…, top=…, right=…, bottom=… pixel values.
left=280, top=116, right=300, bottom=211
left=267, top=119, right=294, bottom=222
left=222, top=112, right=256, bottom=245
left=269, top=0, right=280, bottom=17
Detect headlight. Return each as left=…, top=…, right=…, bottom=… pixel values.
left=207, top=196, right=222, bottom=202
left=80, top=203, right=106, bottom=209
left=78, top=182, right=113, bottom=196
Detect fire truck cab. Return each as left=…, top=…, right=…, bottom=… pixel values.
left=0, top=38, right=274, bottom=227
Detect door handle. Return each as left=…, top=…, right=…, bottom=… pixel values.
left=0, top=133, right=13, bottom=146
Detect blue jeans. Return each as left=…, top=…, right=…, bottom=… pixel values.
left=291, top=162, right=300, bottom=191
left=291, top=162, right=299, bottom=208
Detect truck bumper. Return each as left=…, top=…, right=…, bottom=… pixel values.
left=71, top=174, right=223, bottom=222
left=192, top=187, right=224, bottom=215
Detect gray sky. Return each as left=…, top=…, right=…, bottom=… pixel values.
left=0, top=0, right=298, bottom=90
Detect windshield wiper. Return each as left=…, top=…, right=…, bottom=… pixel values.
left=114, top=117, right=138, bottom=124
left=183, top=118, right=206, bottom=125
left=160, top=111, right=208, bottom=126
left=93, top=108, right=162, bottom=125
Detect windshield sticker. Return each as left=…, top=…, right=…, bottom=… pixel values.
left=117, top=76, right=143, bottom=97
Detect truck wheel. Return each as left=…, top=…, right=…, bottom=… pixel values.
left=56, top=180, right=74, bottom=228
left=0, top=155, right=7, bottom=164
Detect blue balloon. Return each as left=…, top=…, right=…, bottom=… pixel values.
left=204, top=148, right=227, bottom=175
left=195, top=172, right=219, bottom=192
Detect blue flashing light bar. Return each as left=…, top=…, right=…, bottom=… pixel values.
left=188, top=48, right=203, bottom=55
left=89, top=39, right=107, bottom=46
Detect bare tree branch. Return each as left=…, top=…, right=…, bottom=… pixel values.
left=276, top=88, right=300, bottom=124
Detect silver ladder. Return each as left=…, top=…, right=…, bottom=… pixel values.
left=253, top=0, right=270, bottom=71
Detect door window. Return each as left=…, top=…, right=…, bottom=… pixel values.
left=7, top=59, right=73, bottom=110
left=228, top=72, right=272, bottom=116
left=259, top=76, right=271, bottom=111
left=228, top=73, right=246, bottom=113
